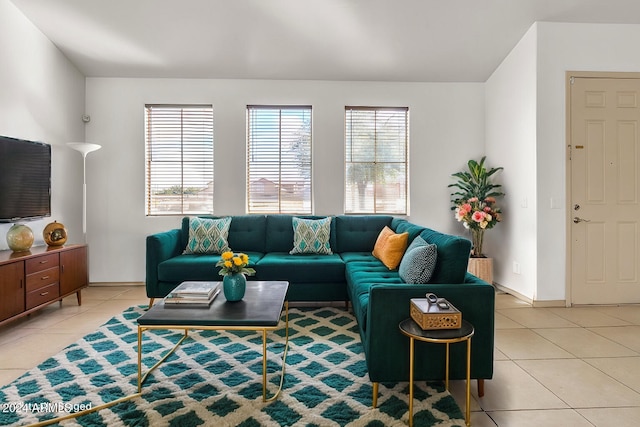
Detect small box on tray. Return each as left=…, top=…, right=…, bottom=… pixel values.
left=410, top=297, right=461, bottom=330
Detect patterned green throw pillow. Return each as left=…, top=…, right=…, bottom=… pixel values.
left=399, top=236, right=438, bottom=283
left=184, top=217, right=232, bottom=254
left=290, top=217, right=333, bottom=255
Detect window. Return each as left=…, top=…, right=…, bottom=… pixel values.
left=145, top=105, right=214, bottom=216
left=247, top=105, right=312, bottom=214
left=345, top=106, right=408, bottom=214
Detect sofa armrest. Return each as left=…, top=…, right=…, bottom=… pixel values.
left=365, top=279, right=495, bottom=382
left=145, top=229, right=183, bottom=297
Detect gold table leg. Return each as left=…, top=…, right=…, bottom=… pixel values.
left=409, top=337, right=414, bottom=427
left=138, top=327, right=189, bottom=393
left=445, top=342, right=450, bottom=390
left=466, top=337, right=472, bottom=426
left=263, top=300, right=289, bottom=402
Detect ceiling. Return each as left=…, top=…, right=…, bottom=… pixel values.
left=11, top=0, right=640, bottom=82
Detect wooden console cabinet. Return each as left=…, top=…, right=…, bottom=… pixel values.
left=0, top=244, right=88, bottom=326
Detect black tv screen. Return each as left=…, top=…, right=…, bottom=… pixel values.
left=0, top=136, right=51, bottom=223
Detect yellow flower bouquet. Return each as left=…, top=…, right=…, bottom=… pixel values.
left=216, top=251, right=256, bottom=276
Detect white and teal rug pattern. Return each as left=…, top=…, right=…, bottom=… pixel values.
left=0, top=306, right=465, bottom=426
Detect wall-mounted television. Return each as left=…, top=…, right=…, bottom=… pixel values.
left=0, top=136, right=51, bottom=223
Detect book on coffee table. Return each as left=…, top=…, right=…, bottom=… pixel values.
left=164, top=281, right=221, bottom=307
left=168, top=281, right=219, bottom=298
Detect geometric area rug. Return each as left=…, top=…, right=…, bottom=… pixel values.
left=0, top=306, right=465, bottom=426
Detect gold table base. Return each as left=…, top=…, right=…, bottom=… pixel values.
left=400, top=319, right=474, bottom=427
left=28, top=302, right=289, bottom=427
left=137, top=301, right=290, bottom=402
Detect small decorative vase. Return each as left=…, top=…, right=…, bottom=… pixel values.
left=6, top=223, right=34, bottom=252
left=471, top=229, right=485, bottom=257
left=223, top=273, right=246, bottom=302
left=43, top=221, right=67, bottom=246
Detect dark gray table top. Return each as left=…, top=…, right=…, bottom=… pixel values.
left=138, top=281, right=288, bottom=327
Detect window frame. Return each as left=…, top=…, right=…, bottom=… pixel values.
left=144, top=104, right=214, bottom=217
left=246, top=105, right=313, bottom=214
left=344, top=106, right=409, bottom=215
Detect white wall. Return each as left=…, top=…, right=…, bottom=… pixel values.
left=486, top=21, right=640, bottom=303
left=85, top=78, right=485, bottom=282
left=0, top=1, right=85, bottom=250
left=536, top=22, right=640, bottom=302
left=485, top=24, right=538, bottom=300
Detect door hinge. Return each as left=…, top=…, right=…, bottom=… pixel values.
left=570, top=76, right=575, bottom=85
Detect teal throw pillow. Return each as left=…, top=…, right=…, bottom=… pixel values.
left=184, top=217, right=232, bottom=254
left=290, top=217, right=333, bottom=255
left=399, top=236, right=437, bottom=283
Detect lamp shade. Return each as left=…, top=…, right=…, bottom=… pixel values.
left=67, top=142, right=101, bottom=155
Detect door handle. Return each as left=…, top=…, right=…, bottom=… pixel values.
left=573, top=217, right=591, bottom=224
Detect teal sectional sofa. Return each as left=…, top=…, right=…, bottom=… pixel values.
left=146, top=214, right=495, bottom=399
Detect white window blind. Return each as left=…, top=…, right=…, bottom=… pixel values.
left=145, top=105, right=214, bottom=216
left=247, top=105, right=312, bottom=214
left=345, top=106, right=408, bottom=214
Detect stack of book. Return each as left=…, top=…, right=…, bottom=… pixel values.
left=164, top=281, right=221, bottom=308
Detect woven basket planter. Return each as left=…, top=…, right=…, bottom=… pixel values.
left=468, top=257, right=493, bottom=284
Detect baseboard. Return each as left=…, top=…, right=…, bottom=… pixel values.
left=494, top=283, right=566, bottom=307
left=88, top=282, right=145, bottom=287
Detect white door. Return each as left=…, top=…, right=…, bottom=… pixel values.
left=570, top=76, right=640, bottom=305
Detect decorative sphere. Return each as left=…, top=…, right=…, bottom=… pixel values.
left=6, top=224, right=34, bottom=252
left=43, top=221, right=67, bottom=246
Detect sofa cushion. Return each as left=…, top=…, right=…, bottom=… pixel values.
left=372, top=226, right=409, bottom=270
left=184, top=217, right=231, bottom=254
left=334, top=215, right=393, bottom=253
left=340, top=252, right=376, bottom=263
left=182, top=215, right=267, bottom=253
left=420, top=228, right=472, bottom=283
left=265, top=215, right=337, bottom=253
left=398, top=236, right=437, bottom=283
left=345, top=258, right=404, bottom=331
left=391, top=218, right=425, bottom=243
left=290, top=217, right=333, bottom=255
left=226, top=215, right=267, bottom=252
left=158, top=251, right=263, bottom=282
left=256, top=252, right=345, bottom=283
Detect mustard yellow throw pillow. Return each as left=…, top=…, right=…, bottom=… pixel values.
left=372, top=226, right=409, bottom=270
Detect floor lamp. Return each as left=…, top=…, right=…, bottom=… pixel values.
left=67, top=142, right=101, bottom=243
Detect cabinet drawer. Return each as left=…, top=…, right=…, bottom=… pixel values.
left=26, top=282, right=59, bottom=310
left=26, top=267, right=59, bottom=292
left=26, top=253, right=59, bottom=275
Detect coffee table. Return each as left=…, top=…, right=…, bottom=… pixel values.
left=136, top=280, right=289, bottom=402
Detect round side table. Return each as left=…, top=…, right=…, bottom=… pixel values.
left=399, top=318, right=474, bottom=427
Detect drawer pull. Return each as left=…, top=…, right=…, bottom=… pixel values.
left=39, top=260, right=48, bottom=264
left=41, top=276, right=50, bottom=280
left=40, top=291, right=49, bottom=296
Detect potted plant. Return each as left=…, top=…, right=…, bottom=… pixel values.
left=216, top=252, right=256, bottom=301
left=449, top=157, right=504, bottom=282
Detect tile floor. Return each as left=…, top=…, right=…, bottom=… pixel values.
left=1, top=285, right=640, bottom=426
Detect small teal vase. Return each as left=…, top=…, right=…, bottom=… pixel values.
left=223, top=273, right=246, bottom=302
